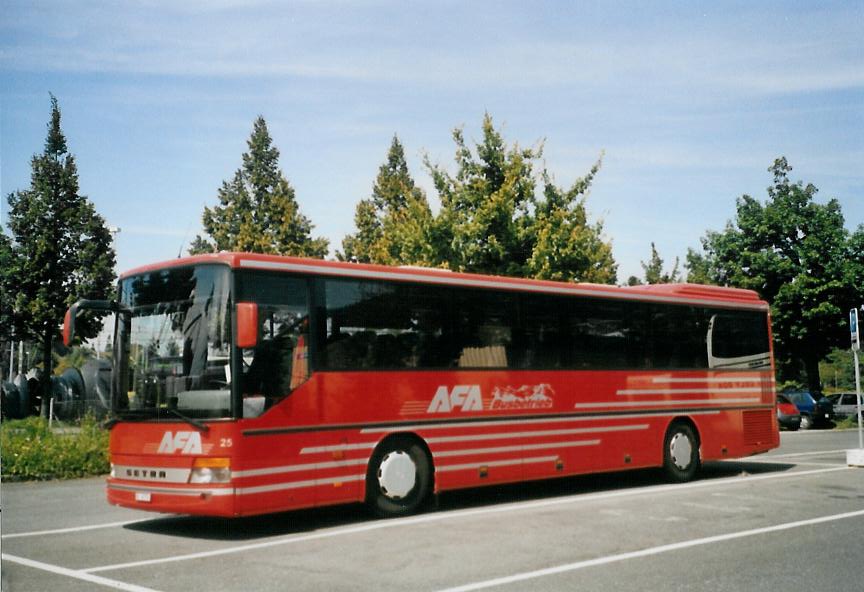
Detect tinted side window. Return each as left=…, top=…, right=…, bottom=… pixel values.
left=567, top=299, right=650, bottom=369
left=452, top=289, right=519, bottom=368
left=520, top=293, right=569, bottom=369
left=710, top=311, right=770, bottom=358
left=651, top=304, right=710, bottom=369
left=323, top=279, right=453, bottom=369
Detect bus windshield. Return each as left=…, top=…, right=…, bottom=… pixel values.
left=114, top=265, right=232, bottom=419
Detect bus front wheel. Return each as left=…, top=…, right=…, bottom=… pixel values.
left=366, top=437, right=432, bottom=518
left=662, top=422, right=700, bottom=482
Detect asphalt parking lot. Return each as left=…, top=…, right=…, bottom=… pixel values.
left=3, top=429, right=863, bottom=592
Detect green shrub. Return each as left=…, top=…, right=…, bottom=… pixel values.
left=835, top=415, right=862, bottom=430
left=1, top=415, right=109, bottom=480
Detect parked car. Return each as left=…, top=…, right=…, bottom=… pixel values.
left=825, top=392, right=863, bottom=421
left=783, top=390, right=834, bottom=429
left=776, top=394, right=801, bottom=431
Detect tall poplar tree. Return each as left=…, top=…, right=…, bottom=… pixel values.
left=5, top=96, right=116, bottom=416
left=190, top=117, right=328, bottom=257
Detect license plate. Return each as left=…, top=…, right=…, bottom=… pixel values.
left=135, top=492, right=152, bottom=502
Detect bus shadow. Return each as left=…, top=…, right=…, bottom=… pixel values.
left=123, top=459, right=798, bottom=541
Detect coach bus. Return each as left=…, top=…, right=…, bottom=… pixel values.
left=64, top=253, right=778, bottom=518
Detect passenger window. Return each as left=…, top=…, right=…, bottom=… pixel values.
left=322, top=279, right=452, bottom=370
left=236, top=273, right=309, bottom=417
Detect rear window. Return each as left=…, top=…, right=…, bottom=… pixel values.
left=777, top=394, right=791, bottom=405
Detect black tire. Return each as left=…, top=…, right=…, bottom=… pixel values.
left=366, top=437, right=432, bottom=518
left=662, top=422, right=700, bottom=483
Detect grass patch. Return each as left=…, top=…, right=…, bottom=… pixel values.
left=1, top=415, right=109, bottom=480
left=835, top=415, right=863, bottom=430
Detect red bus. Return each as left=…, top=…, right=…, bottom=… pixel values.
left=65, top=253, right=778, bottom=518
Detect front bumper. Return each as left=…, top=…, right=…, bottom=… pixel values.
left=107, top=479, right=236, bottom=516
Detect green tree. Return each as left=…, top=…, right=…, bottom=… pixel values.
left=426, top=114, right=539, bottom=276
left=694, top=157, right=857, bottom=393
left=0, top=232, right=14, bottom=343
left=340, top=135, right=434, bottom=265
left=639, top=242, right=679, bottom=284
left=683, top=248, right=713, bottom=285
left=190, top=117, right=328, bottom=257
left=423, top=113, right=616, bottom=282
left=5, top=96, right=116, bottom=416
left=527, top=164, right=617, bottom=283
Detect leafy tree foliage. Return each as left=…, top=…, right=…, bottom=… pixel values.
left=526, top=165, right=617, bottom=283
left=190, top=117, right=328, bottom=257
left=819, top=347, right=857, bottom=393
left=5, top=96, right=116, bottom=415
left=683, top=248, right=713, bottom=285
left=417, top=113, right=616, bottom=282
left=340, top=135, right=434, bottom=265
left=693, top=157, right=860, bottom=393
left=631, top=242, right=680, bottom=285
left=0, top=232, right=14, bottom=343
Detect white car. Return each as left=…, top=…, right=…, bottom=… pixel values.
left=826, top=393, right=863, bottom=421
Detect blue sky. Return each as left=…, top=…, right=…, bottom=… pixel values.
left=2, top=1, right=862, bottom=282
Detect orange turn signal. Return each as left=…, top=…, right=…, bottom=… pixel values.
left=192, top=457, right=230, bottom=469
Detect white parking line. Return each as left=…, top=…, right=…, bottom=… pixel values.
left=761, top=449, right=847, bottom=459
left=2, top=519, right=150, bottom=540
left=737, top=459, right=840, bottom=468
left=1, top=553, right=162, bottom=592
left=83, top=466, right=849, bottom=573
left=434, top=508, right=864, bottom=592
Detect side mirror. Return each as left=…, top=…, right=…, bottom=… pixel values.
left=236, top=302, right=259, bottom=349
left=63, top=299, right=126, bottom=347
left=63, top=306, right=77, bottom=346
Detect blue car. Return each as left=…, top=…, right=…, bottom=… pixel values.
left=783, top=390, right=834, bottom=430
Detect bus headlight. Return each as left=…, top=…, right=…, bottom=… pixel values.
left=189, top=458, right=231, bottom=484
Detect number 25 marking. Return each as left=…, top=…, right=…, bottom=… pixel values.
left=220, top=438, right=233, bottom=448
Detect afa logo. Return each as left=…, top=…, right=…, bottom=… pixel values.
left=157, top=431, right=203, bottom=454
left=427, top=385, right=483, bottom=413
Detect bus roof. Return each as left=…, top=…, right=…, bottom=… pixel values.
left=120, top=252, right=768, bottom=310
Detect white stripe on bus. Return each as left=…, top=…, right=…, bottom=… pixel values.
left=232, top=458, right=369, bottom=478
left=433, top=440, right=600, bottom=458
left=576, top=398, right=761, bottom=408
left=437, top=456, right=559, bottom=473
left=360, top=410, right=721, bottom=434
left=107, top=483, right=234, bottom=496
left=235, top=474, right=365, bottom=495
left=617, top=387, right=764, bottom=396
left=651, top=376, right=773, bottom=384
left=301, top=442, right=380, bottom=454
left=425, top=424, right=648, bottom=444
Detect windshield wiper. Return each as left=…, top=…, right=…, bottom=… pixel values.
left=166, top=408, right=210, bottom=433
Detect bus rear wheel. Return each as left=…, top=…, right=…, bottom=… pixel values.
left=366, top=437, right=431, bottom=518
left=662, top=422, right=700, bottom=482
